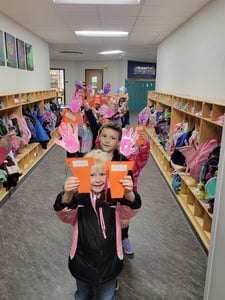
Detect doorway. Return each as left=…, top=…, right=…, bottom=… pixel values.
left=85, top=69, right=103, bottom=93
left=50, top=68, right=65, bottom=104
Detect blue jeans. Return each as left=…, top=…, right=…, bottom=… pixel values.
left=74, top=278, right=116, bottom=300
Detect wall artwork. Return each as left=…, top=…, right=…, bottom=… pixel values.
left=0, top=30, right=5, bottom=66
left=16, top=38, right=26, bottom=70
left=5, top=32, right=17, bottom=68
left=128, top=60, right=156, bottom=80
left=25, top=43, right=34, bottom=71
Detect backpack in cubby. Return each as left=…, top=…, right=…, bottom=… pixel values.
left=187, top=139, right=218, bottom=180
left=8, top=113, right=30, bottom=148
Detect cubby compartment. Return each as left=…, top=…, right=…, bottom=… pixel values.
left=194, top=100, right=202, bottom=116
left=211, top=103, right=225, bottom=125
left=0, top=95, right=8, bottom=109
left=187, top=99, right=195, bottom=114
left=199, top=119, right=222, bottom=145
left=202, top=102, right=213, bottom=119
left=173, top=96, right=183, bottom=110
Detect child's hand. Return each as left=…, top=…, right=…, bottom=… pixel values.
left=139, top=131, right=148, bottom=142
left=120, top=175, right=133, bottom=193
left=64, top=176, right=80, bottom=194
left=120, top=175, right=135, bottom=202
left=83, top=99, right=89, bottom=111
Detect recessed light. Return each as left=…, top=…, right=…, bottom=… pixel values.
left=98, top=50, right=125, bottom=55
left=60, top=51, right=83, bottom=54
left=75, top=31, right=128, bottom=37
left=53, top=0, right=140, bottom=4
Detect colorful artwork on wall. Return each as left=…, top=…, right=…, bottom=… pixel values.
left=25, top=43, right=34, bottom=71
left=5, top=32, right=17, bottom=68
left=0, top=30, right=5, bottom=66
left=16, top=38, right=26, bottom=70
left=128, top=60, right=156, bottom=80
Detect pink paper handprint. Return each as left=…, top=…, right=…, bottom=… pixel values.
left=120, top=128, right=139, bottom=156
left=68, top=92, right=82, bottom=113
left=54, top=122, right=80, bottom=153
left=98, top=104, right=115, bottom=118
left=138, top=108, right=149, bottom=124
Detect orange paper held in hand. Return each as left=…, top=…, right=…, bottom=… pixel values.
left=61, top=109, right=82, bottom=125
left=66, top=157, right=94, bottom=193
left=131, top=124, right=146, bottom=145
left=103, top=118, right=110, bottom=123
left=105, top=161, right=133, bottom=198
left=87, top=96, right=95, bottom=108
left=100, top=95, right=110, bottom=106
left=95, top=94, right=100, bottom=104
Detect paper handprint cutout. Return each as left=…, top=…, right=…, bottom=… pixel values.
left=68, top=92, right=82, bottom=113
left=98, top=104, right=115, bottom=118
left=120, top=128, right=139, bottom=156
left=55, top=122, right=80, bottom=153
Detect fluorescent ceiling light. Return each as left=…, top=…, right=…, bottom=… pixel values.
left=98, top=50, right=125, bottom=55
left=53, top=0, right=140, bottom=4
left=75, top=31, right=128, bottom=37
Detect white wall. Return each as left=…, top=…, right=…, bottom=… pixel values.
left=0, top=13, right=50, bottom=94
left=50, top=59, right=127, bottom=102
left=156, top=0, right=225, bottom=104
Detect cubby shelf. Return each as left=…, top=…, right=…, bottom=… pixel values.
left=0, top=90, right=59, bottom=203
left=147, top=91, right=225, bottom=251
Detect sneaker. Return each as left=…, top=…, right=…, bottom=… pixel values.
left=122, top=238, right=134, bottom=254
left=115, top=280, right=119, bottom=291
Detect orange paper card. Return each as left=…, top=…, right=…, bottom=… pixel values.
left=95, top=94, right=100, bottom=104
left=131, top=124, right=146, bottom=145
left=87, top=96, right=95, bottom=108
left=61, top=109, right=82, bottom=125
left=105, top=161, right=133, bottom=198
left=103, top=118, right=110, bottom=123
left=66, top=157, right=94, bottom=193
left=100, top=95, right=110, bottom=106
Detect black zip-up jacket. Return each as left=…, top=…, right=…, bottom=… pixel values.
left=54, top=189, right=141, bottom=286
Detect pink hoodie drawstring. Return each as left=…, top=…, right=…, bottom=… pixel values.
left=90, top=192, right=107, bottom=239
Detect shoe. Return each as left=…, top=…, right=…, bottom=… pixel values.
left=122, top=238, right=134, bottom=254
left=115, top=280, right=119, bottom=291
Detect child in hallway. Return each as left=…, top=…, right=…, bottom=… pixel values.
left=96, top=121, right=150, bottom=254
left=54, top=149, right=141, bottom=300
left=121, top=130, right=150, bottom=254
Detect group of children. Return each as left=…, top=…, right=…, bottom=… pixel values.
left=53, top=91, right=150, bottom=299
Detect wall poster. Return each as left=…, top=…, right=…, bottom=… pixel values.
left=0, top=30, right=5, bottom=66
left=5, top=32, right=17, bottom=68
left=25, top=43, right=34, bottom=71
left=16, top=38, right=26, bottom=70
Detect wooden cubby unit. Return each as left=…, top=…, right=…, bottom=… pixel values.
left=0, top=90, right=59, bottom=203
left=147, top=91, right=225, bottom=251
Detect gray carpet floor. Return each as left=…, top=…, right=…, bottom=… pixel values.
left=0, top=113, right=207, bottom=300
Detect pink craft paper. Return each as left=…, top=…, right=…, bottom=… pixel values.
left=105, top=161, right=133, bottom=198
left=120, top=128, right=138, bottom=156
left=66, top=157, right=94, bottom=193
left=68, top=92, right=82, bottom=113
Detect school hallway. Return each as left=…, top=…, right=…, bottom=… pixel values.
left=0, top=112, right=207, bottom=300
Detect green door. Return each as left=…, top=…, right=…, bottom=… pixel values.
left=125, top=80, right=155, bottom=112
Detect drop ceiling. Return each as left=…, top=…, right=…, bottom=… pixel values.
left=0, top=0, right=211, bottom=62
